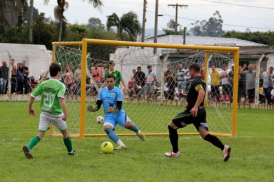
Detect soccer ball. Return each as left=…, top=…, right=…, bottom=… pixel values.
left=96, top=116, right=104, bottom=124
left=101, top=141, right=113, bottom=154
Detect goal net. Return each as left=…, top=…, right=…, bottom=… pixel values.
left=51, top=39, right=239, bottom=138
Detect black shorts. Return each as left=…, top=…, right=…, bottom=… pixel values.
left=222, top=84, right=230, bottom=94
left=248, top=88, right=255, bottom=99
left=172, top=107, right=208, bottom=131
left=238, top=84, right=246, bottom=97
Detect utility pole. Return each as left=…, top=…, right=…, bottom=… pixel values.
left=153, top=0, right=159, bottom=54
left=168, top=3, right=188, bottom=34
left=183, top=27, right=187, bottom=44
left=29, top=0, right=34, bottom=43
left=141, top=0, right=147, bottom=43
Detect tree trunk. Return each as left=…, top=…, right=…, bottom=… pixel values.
left=0, top=7, right=11, bottom=27
left=29, top=0, right=33, bottom=42
left=58, top=18, right=63, bottom=41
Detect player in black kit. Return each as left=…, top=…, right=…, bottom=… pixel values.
left=165, top=63, right=231, bottom=161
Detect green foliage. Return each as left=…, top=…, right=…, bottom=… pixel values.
left=163, top=28, right=184, bottom=35
left=32, top=14, right=57, bottom=50
left=189, top=11, right=225, bottom=37
left=0, top=23, right=30, bottom=43
left=87, top=17, right=105, bottom=31
left=222, top=31, right=274, bottom=46
left=0, top=101, right=274, bottom=181
left=107, top=11, right=141, bottom=41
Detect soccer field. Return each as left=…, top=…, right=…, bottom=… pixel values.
left=0, top=101, right=273, bottom=182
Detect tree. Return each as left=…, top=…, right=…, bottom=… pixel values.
left=54, top=0, right=68, bottom=41
left=163, top=28, right=184, bottom=35
left=222, top=31, right=274, bottom=46
left=189, top=11, right=225, bottom=37
left=0, top=1, right=11, bottom=27
left=106, top=11, right=141, bottom=41
left=33, top=13, right=57, bottom=50
left=87, top=17, right=104, bottom=31
left=43, top=0, right=103, bottom=41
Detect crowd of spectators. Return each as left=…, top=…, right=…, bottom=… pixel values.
left=1, top=58, right=273, bottom=105
left=210, top=63, right=274, bottom=105
left=0, top=59, right=30, bottom=94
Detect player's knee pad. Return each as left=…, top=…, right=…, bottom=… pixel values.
left=104, top=128, right=112, bottom=135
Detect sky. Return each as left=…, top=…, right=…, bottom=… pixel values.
left=33, top=0, right=274, bottom=33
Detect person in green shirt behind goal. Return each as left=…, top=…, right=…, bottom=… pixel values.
left=23, top=62, right=77, bottom=159
left=100, top=60, right=127, bottom=94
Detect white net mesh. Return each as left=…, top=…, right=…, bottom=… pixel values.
left=53, top=44, right=236, bottom=136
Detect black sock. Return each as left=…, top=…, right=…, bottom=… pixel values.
left=204, top=134, right=224, bottom=150
left=168, top=125, right=179, bottom=153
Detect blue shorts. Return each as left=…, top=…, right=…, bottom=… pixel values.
left=104, top=112, right=131, bottom=130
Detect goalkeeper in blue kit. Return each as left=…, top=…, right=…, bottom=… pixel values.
left=87, top=74, right=145, bottom=149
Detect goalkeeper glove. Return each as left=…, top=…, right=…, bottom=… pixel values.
left=87, top=105, right=98, bottom=112
left=111, top=106, right=120, bottom=114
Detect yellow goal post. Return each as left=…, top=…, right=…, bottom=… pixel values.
left=51, top=38, right=239, bottom=139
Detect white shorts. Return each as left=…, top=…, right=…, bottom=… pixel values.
left=39, top=112, right=67, bottom=131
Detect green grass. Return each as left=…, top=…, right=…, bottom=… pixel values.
left=0, top=101, right=274, bottom=181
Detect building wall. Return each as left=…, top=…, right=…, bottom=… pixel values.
left=266, top=53, right=274, bottom=69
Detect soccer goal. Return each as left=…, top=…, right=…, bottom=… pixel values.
left=50, top=39, right=239, bottom=139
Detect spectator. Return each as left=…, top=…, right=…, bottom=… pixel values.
left=220, top=65, right=230, bottom=101
left=17, top=63, right=20, bottom=69
left=103, top=64, right=108, bottom=73
left=11, top=59, right=15, bottom=66
left=91, top=63, right=101, bottom=85
left=74, top=64, right=82, bottom=95
left=238, top=65, right=246, bottom=103
left=241, top=64, right=256, bottom=103
left=177, top=64, right=185, bottom=93
left=131, top=69, right=136, bottom=81
left=243, top=64, right=248, bottom=71
left=63, top=67, right=74, bottom=93
left=259, top=67, right=274, bottom=105
left=228, top=64, right=241, bottom=103
left=17, top=63, right=25, bottom=94
left=164, top=64, right=176, bottom=100
left=135, top=66, right=146, bottom=98
left=210, top=65, right=220, bottom=102
left=130, top=69, right=136, bottom=94
left=22, top=61, right=30, bottom=94
left=146, top=65, right=156, bottom=99
left=184, top=70, right=191, bottom=91
left=101, top=64, right=107, bottom=79
left=0, top=61, right=9, bottom=94
left=200, top=66, right=205, bottom=79
left=101, top=61, right=127, bottom=94
left=11, top=65, right=17, bottom=93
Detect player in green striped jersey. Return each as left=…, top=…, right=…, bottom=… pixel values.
left=23, top=63, right=77, bottom=159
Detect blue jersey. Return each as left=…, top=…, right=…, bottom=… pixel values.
left=98, top=86, right=124, bottom=117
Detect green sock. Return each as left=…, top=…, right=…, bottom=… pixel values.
left=27, top=136, right=40, bottom=150
left=63, top=137, right=73, bottom=153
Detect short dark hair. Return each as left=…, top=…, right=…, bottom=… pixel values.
left=106, top=73, right=116, bottom=80
left=147, top=65, right=152, bottom=68
left=109, top=60, right=115, bottom=65
left=211, top=64, right=216, bottom=67
left=137, top=66, right=141, bottom=69
left=188, top=63, right=200, bottom=73
left=49, top=62, right=61, bottom=77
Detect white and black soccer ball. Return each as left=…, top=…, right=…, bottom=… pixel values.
left=96, top=116, right=104, bottom=124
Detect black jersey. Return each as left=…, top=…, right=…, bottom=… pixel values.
left=186, top=76, right=206, bottom=111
